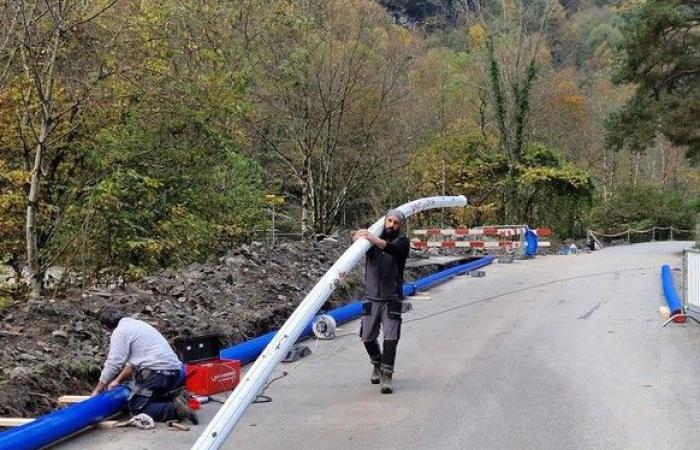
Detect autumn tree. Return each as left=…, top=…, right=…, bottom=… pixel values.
left=248, top=0, right=417, bottom=236
left=0, top=0, right=121, bottom=297
left=477, top=0, right=561, bottom=222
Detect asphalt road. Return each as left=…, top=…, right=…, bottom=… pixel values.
left=56, top=241, right=700, bottom=450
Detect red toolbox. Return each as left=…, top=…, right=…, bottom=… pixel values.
left=185, top=358, right=241, bottom=396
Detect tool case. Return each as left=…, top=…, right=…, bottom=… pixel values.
left=175, top=335, right=241, bottom=396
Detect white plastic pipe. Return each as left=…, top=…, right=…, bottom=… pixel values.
left=191, top=196, right=467, bottom=450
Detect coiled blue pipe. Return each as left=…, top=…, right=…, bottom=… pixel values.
left=0, top=256, right=493, bottom=449
left=661, top=264, right=683, bottom=315
left=0, top=386, right=129, bottom=450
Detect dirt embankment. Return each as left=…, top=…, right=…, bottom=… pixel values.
left=0, top=237, right=441, bottom=418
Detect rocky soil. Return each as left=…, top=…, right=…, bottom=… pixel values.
left=0, top=237, right=447, bottom=419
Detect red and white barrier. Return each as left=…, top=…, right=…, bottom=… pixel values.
left=411, top=225, right=552, bottom=253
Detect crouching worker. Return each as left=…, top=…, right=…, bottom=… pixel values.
left=91, top=307, right=198, bottom=424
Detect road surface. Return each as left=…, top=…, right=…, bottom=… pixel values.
left=57, top=241, right=700, bottom=450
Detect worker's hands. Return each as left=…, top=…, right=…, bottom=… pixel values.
left=354, top=229, right=378, bottom=244
left=91, top=382, right=107, bottom=397
left=108, top=379, right=121, bottom=390
left=354, top=229, right=387, bottom=249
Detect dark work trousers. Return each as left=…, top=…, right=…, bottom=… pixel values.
left=360, top=300, right=402, bottom=372
left=128, top=370, right=181, bottom=422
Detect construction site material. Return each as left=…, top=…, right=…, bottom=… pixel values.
left=0, top=385, right=129, bottom=450
left=311, top=315, right=336, bottom=339
left=0, top=418, right=121, bottom=429
left=405, top=256, right=477, bottom=268
left=0, top=418, right=33, bottom=427
left=219, top=301, right=365, bottom=364
left=192, top=195, right=468, bottom=450
left=661, top=264, right=683, bottom=316
left=176, top=336, right=222, bottom=364
left=411, top=225, right=533, bottom=253
left=185, top=359, right=241, bottom=396
left=525, top=229, right=538, bottom=256
left=499, top=254, right=515, bottom=264
left=281, top=345, right=312, bottom=362
left=404, top=256, right=495, bottom=294
left=58, top=396, right=89, bottom=404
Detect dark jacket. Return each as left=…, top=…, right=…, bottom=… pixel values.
left=363, top=232, right=410, bottom=301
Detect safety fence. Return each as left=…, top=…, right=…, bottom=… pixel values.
left=410, top=225, right=553, bottom=253
left=589, top=226, right=694, bottom=247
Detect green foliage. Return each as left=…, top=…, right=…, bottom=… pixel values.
left=590, top=183, right=698, bottom=232
left=609, top=0, right=700, bottom=162
left=57, top=108, right=267, bottom=279
left=25, top=0, right=269, bottom=281
left=0, top=159, right=26, bottom=268
left=415, top=126, right=593, bottom=233
left=517, top=144, right=594, bottom=235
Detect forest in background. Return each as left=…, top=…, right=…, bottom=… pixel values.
left=0, top=0, right=698, bottom=298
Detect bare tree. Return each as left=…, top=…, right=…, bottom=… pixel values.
left=248, top=0, right=416, bottom=236
left=7, top=0, right=118, bottom=298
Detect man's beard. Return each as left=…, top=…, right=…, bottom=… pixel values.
left=383, top=227, right=399, bottom=239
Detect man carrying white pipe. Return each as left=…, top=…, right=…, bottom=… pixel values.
left=353, top=210, right=410, bottom=394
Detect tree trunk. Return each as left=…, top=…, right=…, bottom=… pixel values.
left=26, top=135, right=47, bottom=298
left=300, top=156, right=310, bottom=240
left=300, top=154, right=315, bottom=239
left=505, top=164, right=519, bottom=223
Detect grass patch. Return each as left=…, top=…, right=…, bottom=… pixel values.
left=0, top=284, right=26, bottom=311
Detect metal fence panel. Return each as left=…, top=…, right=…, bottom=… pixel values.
left=684, top=249, right=700, bottom=320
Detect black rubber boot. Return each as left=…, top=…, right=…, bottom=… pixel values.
left=370, top=362, right=381, bottom=384
left=380, top=367, right=393, bottom=394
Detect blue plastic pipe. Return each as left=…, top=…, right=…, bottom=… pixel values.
left=0, top=386, right=130, bottom=450
left=408, top=256, right=495, bottom=293
left=0, top=256, right=493, bottom=449
left=661, top=264, right=683, bottom=315
left=525, top=228, right=538, bottom=256
left=221, top=302, right=365, bottom=363
left=222, top=256, right=494, bottom=363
